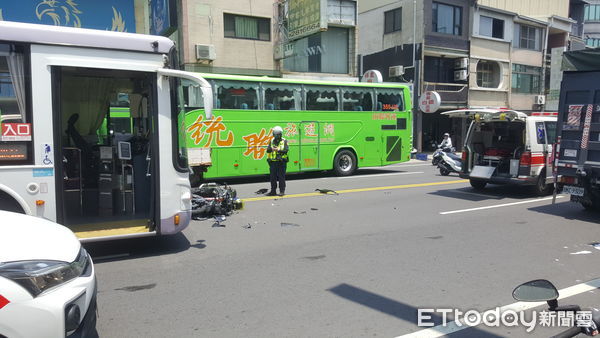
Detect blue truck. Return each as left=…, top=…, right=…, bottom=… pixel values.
left=555, top=48, right=600, bottom=210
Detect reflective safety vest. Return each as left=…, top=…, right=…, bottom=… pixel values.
left=267, top=138, right=288, bottom=161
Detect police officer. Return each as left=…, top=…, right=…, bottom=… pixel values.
left=267, top=126, right=289, bottom=196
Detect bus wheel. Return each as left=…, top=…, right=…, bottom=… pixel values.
left=333, top=150, right=357, bottom=176
left=469, top=179, right=487, bottom=190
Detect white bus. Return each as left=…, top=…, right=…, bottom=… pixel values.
left=0, top=21, right=213, bottom=241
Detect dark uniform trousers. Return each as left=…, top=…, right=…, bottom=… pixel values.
left=269, top=161, right=286, bottom=193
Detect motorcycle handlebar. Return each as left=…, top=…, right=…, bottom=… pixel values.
left=550, top=326, right=582, bottom=338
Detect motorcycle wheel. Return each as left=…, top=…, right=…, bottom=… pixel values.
left=439, top=167, right=450, bottom=176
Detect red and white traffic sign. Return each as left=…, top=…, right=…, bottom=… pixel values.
left=1, top=123, right=32, bottom=141
left=419, top=91, right=441, bottom=113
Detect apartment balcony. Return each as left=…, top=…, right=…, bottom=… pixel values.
left=422, top=82, right=468, bottom=109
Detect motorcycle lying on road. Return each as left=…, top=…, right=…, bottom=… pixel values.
left=437, top=150, right=462, bottom=176
left=513, top=279, right=600, bottom=337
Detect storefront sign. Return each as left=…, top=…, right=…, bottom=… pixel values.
left=0, top=1, right=135, bottom=32
left=362, top=70, right=383, bottom=83
left=287, top=0, right=328, bottom=41
left=419, top=91, right=441, bottom=113
left=150, top=0, right=177, bottom=36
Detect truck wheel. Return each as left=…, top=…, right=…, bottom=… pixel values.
left=581, top=196, right=600, bottom=211
left=532, top=172, right=553, bottom=196
left=439, top=167, right=450, bottom=176
left=470, top=179, right=487, bottom=190
left=333, top=150, right=357, bottom=176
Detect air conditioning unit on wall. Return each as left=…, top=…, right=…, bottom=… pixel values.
left=389, top=65, right=405, bottom=77
left=455, top=57, right=469, bottom=69
left=454, top=70, right=468, bottom=81
left=535, top=95, right=546, bottom=105
left=195, top=44, right=216, bottom=61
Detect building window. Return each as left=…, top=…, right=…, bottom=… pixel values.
left=224, top=14, right=270, bottom=41
left=585, top=5, right=600, bottom=22
left=512, top=64, right=541, bottom=94
left=432, top=2, right=462, bottom=36
left=283, top=27, right=349, bottom=74
left=513, top=24, right=541, bottom=50
left=384, top=8, right=402, bottom=34
left=480, top=16, right=504, bottom=39
left=586, top=38, right=600, bottom=47
left=476, top=60, right=501, bottom=88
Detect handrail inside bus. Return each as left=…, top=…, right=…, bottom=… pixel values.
left=157, top=69, right=214, bottom=119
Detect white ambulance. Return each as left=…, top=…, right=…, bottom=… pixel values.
left=443, top=109, right=557, bottom=195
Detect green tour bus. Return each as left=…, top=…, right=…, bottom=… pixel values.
left=178, top=73, right=413, bottom=181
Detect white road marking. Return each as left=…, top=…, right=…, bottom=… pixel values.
left=336, top=172, right=424, bottom=179
left=397, top=277, right=600, bottom=338
left=439, top=196, right=564, bottom=215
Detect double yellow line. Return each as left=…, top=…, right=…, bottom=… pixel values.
left=243, top=179, right=467, bottom=202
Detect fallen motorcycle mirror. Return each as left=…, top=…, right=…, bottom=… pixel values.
left=512, top=279, right=559, bottom=303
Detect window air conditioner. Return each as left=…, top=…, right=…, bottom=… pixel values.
left=195, top=44, right=216, bottom=61
left=454, top=69, right=468, bottom=81
left=389, top=65, right=405, bottom=77
left=455, top=57, right=469, bottom=69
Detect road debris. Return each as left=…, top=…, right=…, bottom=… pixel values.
left=310, top=208, right=319, bottom=211
left=570, top=251, right=592, bottom=255
left=281, top=222, right=300, bottom=227
left=293, top=211, right=307, bottom=214
left=315, top=188, right=338, bottom=195
left=242, top=223, right=252, bottom=229
left=255, top=188, right=269, bottom=194
left=212, top=215, right=226, bottom=227
left=590, top=243, right=600, bottom=250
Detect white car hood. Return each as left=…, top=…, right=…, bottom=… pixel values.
left=0, top=211, right=80, bottom=264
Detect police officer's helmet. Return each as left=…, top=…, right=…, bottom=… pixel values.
left=444, top=133, right=450, bottom=137
left=273, top=126, right=283, bottom=135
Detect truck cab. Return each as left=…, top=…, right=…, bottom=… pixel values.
left=443, top=109, right=556, bottom=194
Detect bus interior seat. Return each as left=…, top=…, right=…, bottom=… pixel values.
left=266, top=103, right=275, bottom=110
left=241, top=103, right=248, bottom=109
left=215, top=99, right=221, bottom=109
left=354, top=106, right=363, bottom=111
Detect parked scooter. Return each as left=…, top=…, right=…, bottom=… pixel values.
left=432, top=146, right=454, bottom=166
left=437, top=150, right=462, bottom=176
left=513, top=279, right=600, bottom=337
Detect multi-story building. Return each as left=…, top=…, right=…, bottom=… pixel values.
left=359, top=0, right=472, bottom=150
left=179, top=0, right=358, bottom=80
left=358, top=0, right=586, bottom=150
left=584, top=0, right=600, bottom=47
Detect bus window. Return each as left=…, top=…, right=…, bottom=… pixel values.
left=342, top=88, right=374, bottom=111
left=182, top=80, right=205, bottom=111
left=376, top=88, right=404, bottom=111
left=215, top=80, right=258, bottom=110
left=0, top=44, right=31, bottom=165
left=305, top=85, right=339, bottom=111
left=263, top=83, right=301, bottom=110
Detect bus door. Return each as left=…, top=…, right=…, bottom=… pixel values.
left=299, top=121, right=320, bottom=170
left=52, top=66, right=157, bottom=239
